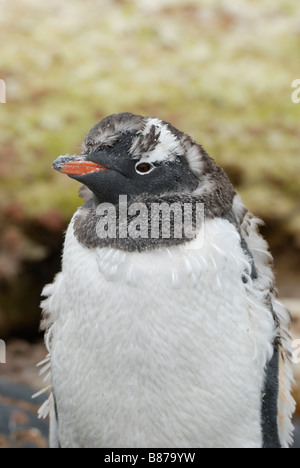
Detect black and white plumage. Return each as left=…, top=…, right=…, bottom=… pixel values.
left=39, top=113, right=295, bottom=448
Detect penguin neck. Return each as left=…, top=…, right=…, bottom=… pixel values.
left=73, top=189, right=235, bottom=252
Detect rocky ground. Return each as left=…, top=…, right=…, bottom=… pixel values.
left=0, top=378, right=48, bottom=448
left=0, top=340, right=48, bottom=448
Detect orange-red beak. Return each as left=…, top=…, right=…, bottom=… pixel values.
left=53, top=157, right=107, bottom=176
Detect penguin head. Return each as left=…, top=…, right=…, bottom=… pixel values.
left=53, top=112, right=234, bottom=207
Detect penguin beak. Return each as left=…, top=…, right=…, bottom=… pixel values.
left=53, top=155, right=107, bottom=176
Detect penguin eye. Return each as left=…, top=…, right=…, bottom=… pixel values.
left=135, top=162, right=154, bottom=175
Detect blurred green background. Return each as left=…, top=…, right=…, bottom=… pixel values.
left=0, top=0, right=299, bottom=338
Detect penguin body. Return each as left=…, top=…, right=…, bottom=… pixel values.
left=40, top=113, right=295, bottom=448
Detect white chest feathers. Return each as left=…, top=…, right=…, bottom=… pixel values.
left=47, top=216, right=275, bottom=448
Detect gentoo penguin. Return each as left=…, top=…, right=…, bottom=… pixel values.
left=39, top=112, right=295, bottom=448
